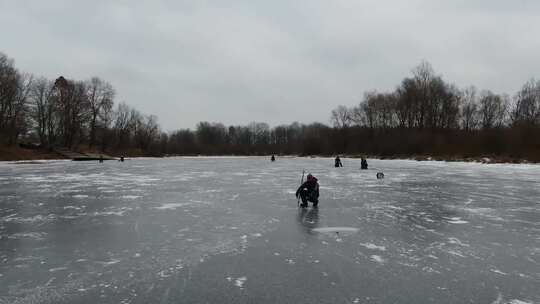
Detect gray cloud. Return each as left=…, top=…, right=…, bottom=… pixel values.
left=1, top=0, right=539, bottom=130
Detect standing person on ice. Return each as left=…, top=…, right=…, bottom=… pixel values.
left=361, top=157, right=368, bottom=169
left=295, top=174, right=320, bottom=208
left=335, top=156, right=343, bottom=167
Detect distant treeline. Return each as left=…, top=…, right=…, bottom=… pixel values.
left=1, top=52, right=539, bottom=160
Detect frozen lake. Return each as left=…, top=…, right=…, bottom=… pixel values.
left=0, top=157, right=539, bottom=304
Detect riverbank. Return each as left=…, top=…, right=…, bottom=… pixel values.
left=347, top=154, right=537, bottom=164
left=0, top=145, right=147, bottom=162
left=0, top=146, right=67, bottom=161
left=1, top=145, right=537, bottom=164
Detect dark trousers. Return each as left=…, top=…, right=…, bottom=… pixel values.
left=299, top=189, right=318, bottom=205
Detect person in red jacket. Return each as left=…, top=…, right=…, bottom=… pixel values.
left=295, top=174, right=320, bottom=208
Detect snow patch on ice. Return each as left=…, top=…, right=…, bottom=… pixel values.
left=121, top=195, right=141, bottom=199
left=72, top=194, right=88, bottom=198
left=491, top=293, right=504, bottom=304
left=444, top=217, right=468, bottom=224
left=97, top=259, right=121, bottom=266
left=490, top=268, right=507, bottom=275
left=154, top=203, right=188, bottom=210
left=93, top=207, right=130, bottom=216
left=8, top=232, right=47, bottom=240
left=2, top=214, right=56, bottom=224
left=371, top=255, right=385, bottom=264
left=447, top=250, right=465, bottom=258
left=234, top=276, right=247, bottom=288
left=63, top=206, right=83, bottom=210
left=360, top=243, right=386, bottom=251
left=447, top=237, right=470, bottom=247
left=157, top=269, right=172, bottom=278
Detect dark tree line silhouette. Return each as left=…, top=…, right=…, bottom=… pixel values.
left=1, top=52, right=539, bottom=161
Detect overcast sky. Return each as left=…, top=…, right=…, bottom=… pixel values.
left=1, top=0, right=539, bottom=130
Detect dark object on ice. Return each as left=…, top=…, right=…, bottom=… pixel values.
left=296, top=174, right=319, bottom=207
left=297, top=170, right=305, bottom=206
left=119, top=156, right=125, bottom=162
left=271, top=155, right=275, bottom=162
left=361, top=157, right=368, bottom=170
left=334, top=156, right=343, bottom=167
left=376, top=172, right=384, bottom=179
left=99, top=155, right=104, bottom=163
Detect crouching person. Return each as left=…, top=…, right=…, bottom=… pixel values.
left=296, top=174, right=320, bottom=208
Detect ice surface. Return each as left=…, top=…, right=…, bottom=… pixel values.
left=312, top=227, right=360, bottom=233
left=0, top=157, right=539, bottom=303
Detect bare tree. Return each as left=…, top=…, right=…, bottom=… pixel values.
left=513, top=78, right=540, bottom=126
left=412, top=60, right=435, bottom=128
left=53, top=78, right=89, bottom=147
left=248, top=122, right=270, bottom=145
left=0, top=53, right=17, bottom=134
left=330, top=105, right=351, bottom=128
left=0, top=53, right=33, bottom=144
left=29, top=77, right=56, bottom=145
left=135, top=114, right=160, bottom=150
left=460, top=86, right=479, bottom=131
left=86, top=77, right=115, bottom=147
left=112, top=102, right=131, bottom=147
left=358, top=91, right=398, bottom=129
left=349, top=103, right=367, bottom=127
left=479, top=91, right=507, bottom=129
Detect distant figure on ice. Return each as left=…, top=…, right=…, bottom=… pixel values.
left=377, top=172, right=384, bottom=179
left=334, top=156, right=343, bottom=167
left=361, top=157, right=368, bottom=170
left=271, top=155, right=276, bottom=162
left=119, top=156, right=125, bottom=162
left=296, top=174, right=319, bottom=208
left=99, top=155, right=104, bottom=163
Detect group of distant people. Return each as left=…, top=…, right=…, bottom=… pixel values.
left=289, top=155, right=375, bottom=208
left=335, top=156, right=368, bottom=170
left=272, top=154, right=369, bottom=170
